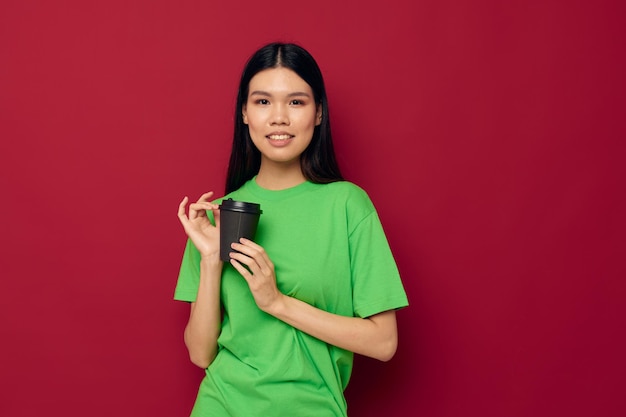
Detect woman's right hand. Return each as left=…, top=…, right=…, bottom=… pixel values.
left=177, top=191, right=222, bottom=260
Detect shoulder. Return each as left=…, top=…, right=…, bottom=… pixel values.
left=320, top=181, right=376, bottom=215
left=322, top=180, right=369, bottom=197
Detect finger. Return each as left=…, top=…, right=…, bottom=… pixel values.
left=188, top=202, right=215, bottom=211
left=234, top=239, right=272, bottom=266
left=188, top=202, right=215, bottom=220
left=238, top=238, right=264, bottom=251
left=197, top=191, right=215, bottom=203
left=177, top=197, right=192, bottom=231
left=229, top=251, right=258, bottom=271
left=191, top=192, right=219, bottom=220
left=178, top=196, right=189, bottom=221
left=229, top=258, right=255, bottom=281
left=230, top=245, right=272, bottom=279
left=230, top=241, right=258, bottom=259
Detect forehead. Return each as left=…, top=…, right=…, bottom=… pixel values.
left=248, top=67, right=312, bottom=95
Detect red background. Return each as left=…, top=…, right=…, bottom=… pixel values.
left=1, top=1, right=625, bottom=416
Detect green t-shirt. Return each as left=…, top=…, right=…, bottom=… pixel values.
left=175, top=178, right=408, bottom=417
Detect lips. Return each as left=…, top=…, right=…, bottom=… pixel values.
left=265, top=132, right=295, bottom=148
left=266, top=134, right=293, bottom=141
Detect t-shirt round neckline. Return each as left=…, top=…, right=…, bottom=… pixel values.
left=245, top=176, right=320, bottom=201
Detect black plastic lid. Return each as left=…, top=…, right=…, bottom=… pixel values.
left=219, top=198, right=262, bottom=214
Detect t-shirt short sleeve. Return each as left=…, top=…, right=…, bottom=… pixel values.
left=174, top=238, right=202, bottom=302
left=348, top=195, right=408, bottom=318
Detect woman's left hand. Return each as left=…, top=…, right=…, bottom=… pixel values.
left=229, top=238, right=283, bottom=313
left=230, top=239, right=399, bottom=362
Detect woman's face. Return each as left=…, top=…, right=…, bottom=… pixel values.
left=243, top=67, right=321, bottom=167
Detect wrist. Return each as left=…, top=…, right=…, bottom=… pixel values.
left=266, top=293, right=289, bottom=318
left=200, top=255, right=223, bottom=271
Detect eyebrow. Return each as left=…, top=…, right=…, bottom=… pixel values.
left=249, top=90, right=312, bottom=98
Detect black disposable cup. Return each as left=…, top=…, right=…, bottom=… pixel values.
left=218, top=199, right=263, bottom=262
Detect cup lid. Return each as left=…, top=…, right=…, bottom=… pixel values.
left=219, top=198, right=262, bottom=214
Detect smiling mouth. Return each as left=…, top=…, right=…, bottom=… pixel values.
left=267, top=134, right=293, bottom=141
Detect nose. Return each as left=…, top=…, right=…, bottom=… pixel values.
left=270, top=103, right=290, bottom=126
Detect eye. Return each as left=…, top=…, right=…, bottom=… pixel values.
left=257, top=99, right=270, bottom=105
left=290, top=99, right=303, bottom=105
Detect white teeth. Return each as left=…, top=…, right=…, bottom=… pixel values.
left=268, top=135, right=291, bottom=140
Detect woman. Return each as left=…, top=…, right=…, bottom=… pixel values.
left=175, top=42, right=408, bottom=417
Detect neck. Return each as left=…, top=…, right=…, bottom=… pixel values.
left=255, top=160, right=306, bottom=190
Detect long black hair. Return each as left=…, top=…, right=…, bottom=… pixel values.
left=225, top=42, right=343, bottom=194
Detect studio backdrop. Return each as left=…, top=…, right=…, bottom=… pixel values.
left=1, top=1, right=624, bottom=416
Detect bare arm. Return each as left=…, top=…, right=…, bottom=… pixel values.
left=177, top=192, right=224, bottom=368
left=184, top=258, right=222, bottom=368
left=229, top=239, right=399, bottom=362
left=270, top=298, right=398, bottom=361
